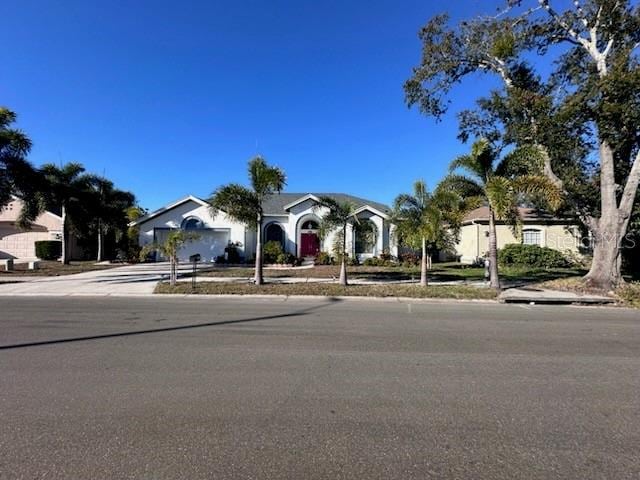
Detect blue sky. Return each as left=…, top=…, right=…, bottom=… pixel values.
left=3, top=0, right=506, bottom=211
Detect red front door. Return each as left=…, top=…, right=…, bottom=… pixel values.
left=300, top=233, right=319, bottom=257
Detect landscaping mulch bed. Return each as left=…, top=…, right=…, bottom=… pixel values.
left=155, top=281, right=499, bottom=300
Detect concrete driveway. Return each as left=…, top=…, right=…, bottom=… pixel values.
left=0, top=262, right=209, bottom=296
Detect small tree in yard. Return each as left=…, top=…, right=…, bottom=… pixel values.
left=140, top=230, right=199, bottom=286
left=392, top=180, right=478, bottom=287
left=209, top=156, right=286, bottom=285
left=315, top=197, right=359, bottom=286
left=444, top=139, right=562, bottom=290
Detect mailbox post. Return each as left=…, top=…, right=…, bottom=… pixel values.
left=189, top=254, right=201, bottom=290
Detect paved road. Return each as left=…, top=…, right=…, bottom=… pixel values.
left=1, top=297, right=639, bottom=479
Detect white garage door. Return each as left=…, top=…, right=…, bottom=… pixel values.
left=154, top=229, right=230, bottom=263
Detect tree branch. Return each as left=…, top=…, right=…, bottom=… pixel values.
left=538, top=0, right=583, bottom=43
left=619, top=149, right=640, bottom=220
left=572, top=0, right=589, bottom=28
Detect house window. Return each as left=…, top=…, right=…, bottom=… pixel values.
left=301, top=220, right=319, bottom=230
left=354, top=220, right=377, bottom=254
left=523, top=229, right=541, bottom=246
left=265, top=223, right=285, bottom=247
left=181, top=216, right=205, bottom=230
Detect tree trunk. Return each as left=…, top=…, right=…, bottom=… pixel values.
left=61, top=203, right=69, bottom=265
left=420, top=237, right=428, bottom=287
left=170, top=255, right=177, bottom=286
left=583, top=227, right=622, bottom=291
left=339, top=224, right=348, bottom=286
left=254, top=213, right=264, bottom=285
left=583, top=141, right=638, bottom=290
left=96, top=221, right=103, bottom=263
left=488, top=208, right=500, bottom=290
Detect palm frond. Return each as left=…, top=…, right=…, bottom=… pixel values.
left=513, top=175, right=563, bottom=211
left=209, top=184, right=260, bottom=227
left=440, top=174, right=484, bottom=198
left=249, top=156, right=286, bottom=196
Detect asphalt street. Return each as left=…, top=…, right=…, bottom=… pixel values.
left=1, top=297, right=639, bottom=479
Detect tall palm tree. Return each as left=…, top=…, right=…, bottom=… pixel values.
left=444, top=139, right=562, bottom=289
left=392, top=180, right=478, bottom=286
left=315, top=197, right=358, bottom=286
left=209, top=156, right=286, bottom=285
left=40, top=162, right=93, bottom=264
left=87, top=177, right=135, bottom=262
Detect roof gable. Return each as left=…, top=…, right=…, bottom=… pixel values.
left=130, top=195, right=209, bottom=226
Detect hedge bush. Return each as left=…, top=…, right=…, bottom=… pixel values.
left=35, top=240, right=62, bottom=260
left=498, top=243, right=571, bottom=268
left=263, top=241, right=284, bottom=264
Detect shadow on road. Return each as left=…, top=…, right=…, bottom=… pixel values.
left=0, top=298, right=342, bottom=351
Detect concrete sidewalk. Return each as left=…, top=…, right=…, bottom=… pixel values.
left=500, top=286, right=615, bottom=305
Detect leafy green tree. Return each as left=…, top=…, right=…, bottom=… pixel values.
left=140, top=230, right=199, bottom=286
left=444, top=139, right=562, bottom=289
left=0, top=107, right=43, bottom=226
left=392, top=180, right=478, bottom=286
left=86, top=177, right=135, bottom=262
left=209, top=156, right=286, bottom=285
left=315, top=197, right=359, bottom=286
left=405, top=1, right=640, bottom=290
left=40, top=163, right=93, bottom=264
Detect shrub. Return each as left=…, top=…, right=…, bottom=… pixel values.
left=617, top=282, right=640, bottom=308
left=399, top=252, right=420, bottom=267
left=498, top=243, right=572, bottom=268
left=225, top=242, right=242, bottom=264
left=263, top=241, right=284, bottom=264
left=35, top=240, right=62, bottom=260
left=363, top=256, right=395, bottom=267
left=314, top=251, right=334, bottom=265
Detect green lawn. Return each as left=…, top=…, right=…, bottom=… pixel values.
left=197, top=262, right=586, bottom=283
left=155, top=281, right=498, bottom=300
left=0, top=260, right=119, bottom=277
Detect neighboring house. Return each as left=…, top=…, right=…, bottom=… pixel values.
left=0, top=197, right=63, bottom=260
left=132, top=193, right=397, bottom=263
left=453, top=206, right=584, bottom=264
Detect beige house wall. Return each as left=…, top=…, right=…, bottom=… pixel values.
left=0, top=198, right=63, bottom=260
left=455, top=222, right=583, bottom=264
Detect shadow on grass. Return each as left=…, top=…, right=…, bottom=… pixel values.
left=0, top=298, right=342, bottom=351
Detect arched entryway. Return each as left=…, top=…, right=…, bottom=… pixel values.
left=354, top=219, right=377, bottom=256
left=298, top=218, right=320, bottom=257
left=265, top=222, right=285, bottom=248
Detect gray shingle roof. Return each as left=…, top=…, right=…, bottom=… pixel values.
left=261, top=193, right=391, bottom=216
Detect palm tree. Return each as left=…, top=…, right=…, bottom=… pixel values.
left=444, top=139, right=562, bottom=289
left=392, top=180, right=477, bottom=286
left=40, top=162, right=93, bottom=264
left=0, top=107, right=44, bottom=226
left=140, top=230, right=199, bottom=286
left=315, top=197, right=358, bottom=286
left=209, top=156, right=286, bottom=285
left=87, top=177, right=135, bottom=262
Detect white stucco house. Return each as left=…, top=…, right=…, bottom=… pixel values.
left=132, top=193, right=397, bottom=263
